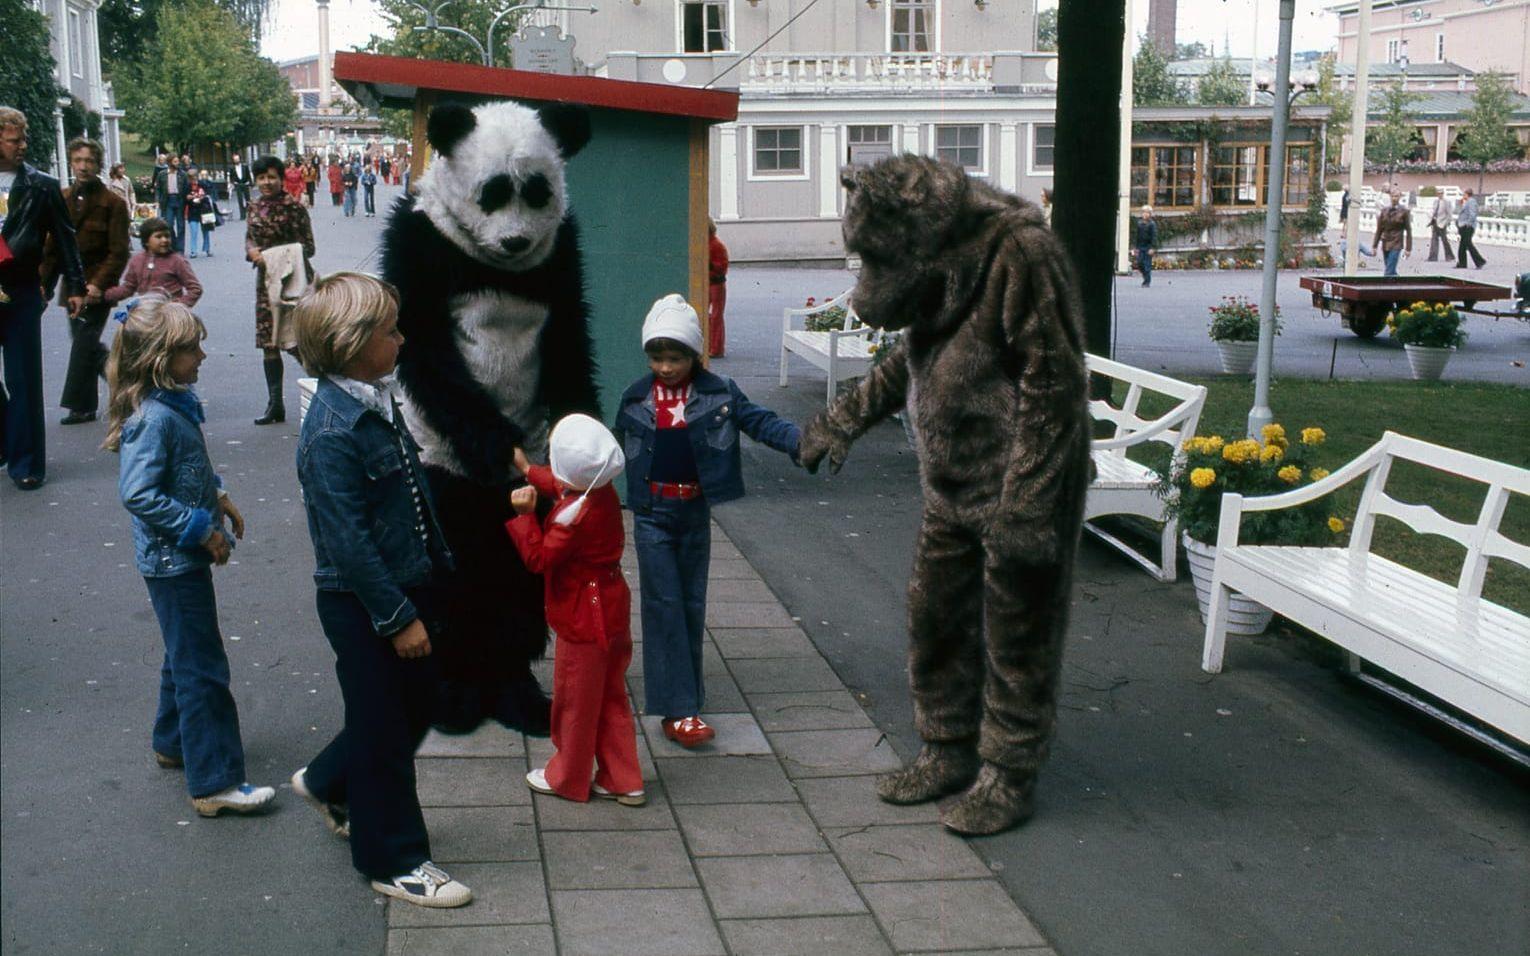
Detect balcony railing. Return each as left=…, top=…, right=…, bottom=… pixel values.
left=743, top=52, right=993, bottom=93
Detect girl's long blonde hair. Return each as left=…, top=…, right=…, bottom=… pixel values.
left=102, top=296, right=207, bottom=451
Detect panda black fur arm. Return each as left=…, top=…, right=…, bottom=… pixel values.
left=534, top=211, right=601, bottom=421
left=382, top=197, right=528, bottom=484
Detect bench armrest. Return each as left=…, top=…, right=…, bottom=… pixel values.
left=1091, top=390, right=1207, bottom=451
left=1214, top=442, right=1387, bottom=551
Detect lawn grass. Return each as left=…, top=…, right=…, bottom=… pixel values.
left=119, top=132, right=159, bottom=182
left=1109, top=376, right=1530, bottom=612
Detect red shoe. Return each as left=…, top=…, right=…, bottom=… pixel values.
left=662, top=716, right=715, bottom=748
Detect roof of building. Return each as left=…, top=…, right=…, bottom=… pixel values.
left=334, top=52, right=739, bottom=122
left=1168, top=58, right=1476, bottom=80
left=1371, top=90, right=1530, bottom=119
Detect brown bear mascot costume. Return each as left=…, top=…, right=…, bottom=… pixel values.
left=799, top=155, right=1092, bottom=835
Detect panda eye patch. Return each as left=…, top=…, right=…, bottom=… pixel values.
left=520, top=174, right=553, bottom=209
left=478, top=174, right=515, bottom=214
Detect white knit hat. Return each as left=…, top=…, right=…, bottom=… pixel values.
left=548, top=413, right=625, bottom=526
left=641, top=293, right=703, bottom=355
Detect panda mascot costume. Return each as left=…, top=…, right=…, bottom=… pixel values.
left=380, top=101, right=602, bottom=734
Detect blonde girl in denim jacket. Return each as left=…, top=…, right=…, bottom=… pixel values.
left=104, top=295, right=275, bottom=818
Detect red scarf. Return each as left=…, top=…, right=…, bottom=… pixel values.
left=653, top=379, right=691, bottom=430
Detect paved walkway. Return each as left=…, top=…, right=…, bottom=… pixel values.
left=384, top=517, right=1053, bottom=956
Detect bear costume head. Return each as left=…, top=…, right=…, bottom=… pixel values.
left=417, top=101, right=592, bottom=271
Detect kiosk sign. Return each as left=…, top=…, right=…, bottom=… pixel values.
left=511, top=25, right=576, bottom=75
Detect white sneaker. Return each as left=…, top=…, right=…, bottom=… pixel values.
left=291, top=767, right=350, bottom=838
left=191, top=782, right=276, bottom=817
left=526, top=767, right=556, bottom=795
left=370, top=861, right=472, bottom=908
left=592, top=782, right=647, bottom=807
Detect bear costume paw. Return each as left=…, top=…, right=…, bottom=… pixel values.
left=493, top=675, right=552, bottom=738
left=939, top=763, right=1036, bottom=836
left=875, top=741, right=979, bottom=805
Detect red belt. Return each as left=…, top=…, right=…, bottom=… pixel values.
left=650, top=481, right=701, bottom=500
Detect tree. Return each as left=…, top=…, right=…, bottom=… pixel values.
left=98, top=0, right=275, bottom=75
left=116, top=0, right=296, bottom=155
left=1366, top=82, right=1422, bottom=180
left=1176, top=41, right=1210, bottom=60
left=1456, top=70, right=1523, bottom=191
left=0, top=0, right=66, bottom=167
left=1196, top=57, right=1245, bottom=107
left=366, top=0, right=531, bottom=68
left=1312, top=54, right=1351, bottom=175
left=1035, top=6, right=1058, bottom=52
left=1133, top=38, right=1187, bottom=107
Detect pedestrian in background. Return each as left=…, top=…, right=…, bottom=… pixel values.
left=184, top=167, right=216, bottom=259
left=106, top=162, right=136, bottom=213
left=103, top=294, right=276, bottom=819
left=42, top=137, right=130, bottom=427
left=327, top=158, right=343, bottom=206
left=707, top=219, right=728, bottom=358
left=282, top=157, right=305, bottom=203
left=342, top=162, right=359, bottom=218
left=245, top=155, right=316, bottom=426
left=1372, top=190, right=1412, bottom=277
left=1134, top=206, right=1157, bottom=288
left=290, top=272, right=472, bottom=909
left=1427, top=191, right=1454, bottom=262
left=304, top=157, right=319, bottom=207
left=1455, top=188, right=1487, bottom=270
left=361, top=164, right=377, bottom=218
left=155, top=156, right=188, bottom=252
left=229, top=155, right=251, bottom=220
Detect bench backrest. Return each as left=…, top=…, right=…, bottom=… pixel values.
left=1084, top=354, right=1208, bottom=457
left=784, top=287, right=862, bottom=333
left=1350, top=432, right=1530, bottom=606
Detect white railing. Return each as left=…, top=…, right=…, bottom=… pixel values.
left=1323, top=191, right=1530, bottom=250
left=744, top=52, right=993, bottom=93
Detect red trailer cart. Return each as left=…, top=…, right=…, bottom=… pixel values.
left=1299, top=274, right=1514, bottom=338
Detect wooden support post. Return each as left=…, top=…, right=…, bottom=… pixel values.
left=410, top=90, right=437, bottom=195
left=688, top=118, right=711, bottom=367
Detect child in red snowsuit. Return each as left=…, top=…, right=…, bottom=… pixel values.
left=508, top=414, right=645, bottom=805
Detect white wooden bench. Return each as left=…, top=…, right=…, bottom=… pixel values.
left=780, top=288, right=876, bottom=405
left=1084, top=355, right=1208, bottom=582
left=1203, top=431, right=1530, bottom=760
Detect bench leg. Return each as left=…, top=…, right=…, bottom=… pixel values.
left=826, top=363, right=838, bottom=405
left=1201, top=576, right=1232, bottom=674
left=780, top=344, right=790, bottom=388
left=1159, top=521, right=1178, bottom=583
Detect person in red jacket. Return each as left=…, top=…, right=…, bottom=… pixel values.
left=707, top=219, right=729, bottom=358
left=508, top=414, right=644, bottom=806
left=282, top=157, right=305, bottom=202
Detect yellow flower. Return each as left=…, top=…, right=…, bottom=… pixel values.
left=1300, top=427, right=1326, bottom=446
left=1190, top=468, right=1217, bottom=489
left=1260, top=423, right=1286, bottom=444
left=1222, top=439, right=1260, bottom=464
left=1278, top=464, right=1302, bottom=484
left=1328, top=516, right=1346, bottom=533
left=1309, top=467, right=1330, bottom=481
left=1261, top=444, right=1284, bottom=463
left=1203, top=436, right=1224, bottom=452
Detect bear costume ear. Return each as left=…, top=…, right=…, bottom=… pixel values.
left=536, top=104, right=592, bottom=159
left=839, top=165, right=860, bottom=192
left=428, top=104, right=478, bottom=159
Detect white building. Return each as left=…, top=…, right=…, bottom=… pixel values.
left=31, top=0, right=122, bottom=174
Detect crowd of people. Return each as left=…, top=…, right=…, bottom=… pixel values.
left=1339, top=185, right=1490, bottom=276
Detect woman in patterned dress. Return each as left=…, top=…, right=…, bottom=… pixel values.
left=244, top=155, right=315, bottom=425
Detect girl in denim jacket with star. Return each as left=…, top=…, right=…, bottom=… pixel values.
left=104, top=295, right=276, bottom=818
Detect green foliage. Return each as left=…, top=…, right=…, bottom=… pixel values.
left=1133, top=38, right=1188, bottom=107
left=1035, top=6, right=1058, bottom=52
left=0, top=0, right=65, bottom=166
left=1157, top=425, right=1342, bottom=546
left=117, top=0, right=296, bottom=154
left=98, top=0, right=272, bottom=76
left=1367, top=83, right=1423, bottom=170
left=1313, top=54, right=1352, bottom=174
left=1196, top=58, right=1245, bottom=107
left=1388, top=301, right=1466, bottom=349
left=1456, top=71, right=1523, bottom=175
left=1207, top=295, right=1280, bottom=343
left=61, top=95, right=102, bottom=142
left=1176, top=41, right=1210, bottom=59
left=366, top=0, right=531, bottom=68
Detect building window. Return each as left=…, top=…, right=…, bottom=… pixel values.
left=1385, top=38, right=1400, bottom=64
left=1435, top=33, right=1445, bottom=63
left=68, top=10, right=84, bottom=77
left=1132, top=145, right=1197, bottom=209
left=754, top=127, right=803, bottom=174
left=1284, top=144, right=1313, bottom=204
left=1209, top=143, right=1315, bottom=207
left=1033, top=124, right=1055, bottom=170
left=891, top=0, right=933, bottom=53
left=846, top=125, right=894, bottom=167
left=682, top=2, right=729, bottom=53
left=935, top=125, right=983, bottom=170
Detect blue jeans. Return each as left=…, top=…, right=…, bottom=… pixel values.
left=186, top=219, right=211, bottom=257
left=343, top=187, right=357, bottom=216
left=1383, top=248, right=1401, bottom=276
left=635, top=497, right=711, bottom=719
left=146, top=568, right=246, bottom=797
left=0, top=280, right=46, bottom=483
left=165, top=197, right=185, bottom=251
left=363, top=185, right=375, bottom=215
left=1136, top=246, right=1153, bottom=285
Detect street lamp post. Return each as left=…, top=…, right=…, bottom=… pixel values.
left=406, top=0, right=600, bottom=68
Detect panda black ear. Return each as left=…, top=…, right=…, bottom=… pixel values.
left=427, top=104, right=477, bottom=159
left=536, top=104, right=592, bottom=159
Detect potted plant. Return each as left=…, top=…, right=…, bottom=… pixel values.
left=1388, top=300, right=1466, bottom=380
left=1157, top=424, right=1346, bottom=634
left=1207, top=295, right=1280, bottom=375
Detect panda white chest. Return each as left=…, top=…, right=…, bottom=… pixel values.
left=450, top=289, right=549, bottom=423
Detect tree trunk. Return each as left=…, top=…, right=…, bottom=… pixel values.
left=1052, top=0, right=1126, bottom=369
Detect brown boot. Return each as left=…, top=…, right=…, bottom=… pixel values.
left=940, top=763, right=1036, bottom=836
left=875, top=741, right=979, bottom=805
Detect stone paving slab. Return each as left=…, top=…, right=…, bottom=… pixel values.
left=729, top=656, right=847, bottom=694
left=695, top=853, right=867, bottom=919
left=654, top=755, right=800, bottom=804
left=718, top=915, right=895, bottom=956
left=826, top=824, right=994, bottom=883
left=415, top=757, right=529, bottom=808
left=422, top=806, right=539, bottom=863
left=709, top=625, right=820, bottom=659
left=417, top=725, right=523, bottom=759
left=385, top=924, right=557, bottom=956
left=859, top=880, right=1047, bottom=952
left=769, top=727, right=905, bottom=778
left=542, top=829, right=698, bottom=890
left=676, top=802, right=829, bottom=856
left=386, top=862, right=550, bottom=928
left=705, top=600, right=798, bottom=629
left=748, top=689, right=877, bottom=731
left=640, top=712, right=771, bottom=757
left=793, top=776, right=943, bottom=828
left=550, top=889, right=725, bottom=956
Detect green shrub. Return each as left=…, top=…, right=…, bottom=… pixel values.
left=1208, top=295, right=1280, bottom=342
left=1388, top=301, right=1466, bottom=348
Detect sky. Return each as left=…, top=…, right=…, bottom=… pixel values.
left=260, top=0, right=1343, bottom=65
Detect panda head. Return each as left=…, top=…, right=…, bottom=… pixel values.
left=418, top=100, right=591, bottom=271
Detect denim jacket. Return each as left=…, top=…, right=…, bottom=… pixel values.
left=118, top=388, right=226, bottom=578
left=297, top=377, right=453, bottom=636
left=614, top=369, right=800, bottom=513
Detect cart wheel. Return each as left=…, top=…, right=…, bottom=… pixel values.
left=1351, top=306, right=1386, bottom=339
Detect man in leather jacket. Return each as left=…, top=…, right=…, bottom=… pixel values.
left=1, top=107, right=85, bottom=490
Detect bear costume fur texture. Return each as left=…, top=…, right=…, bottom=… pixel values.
left=380, top=101, right=602, bottom=735
left=799, top=155, right=1092, bottom=835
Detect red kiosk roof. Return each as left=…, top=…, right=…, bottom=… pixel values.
left=334, top=51, right=739, bottom=123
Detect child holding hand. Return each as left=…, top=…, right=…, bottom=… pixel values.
left=510, top=415, right=645, bottom=806
left=104, top=294, right=273, bottom=817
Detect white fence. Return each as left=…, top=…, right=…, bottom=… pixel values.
left=1323, top=191, right=1530, bottom=250
left=744, top=53, right=993, bottom=93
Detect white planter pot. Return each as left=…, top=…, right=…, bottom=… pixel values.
left=1215, top=340, right=1259, bottom=376
left=1403, top=344, right=1454, bottom=381
left=1182, top=534, right=1274, bottom=635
